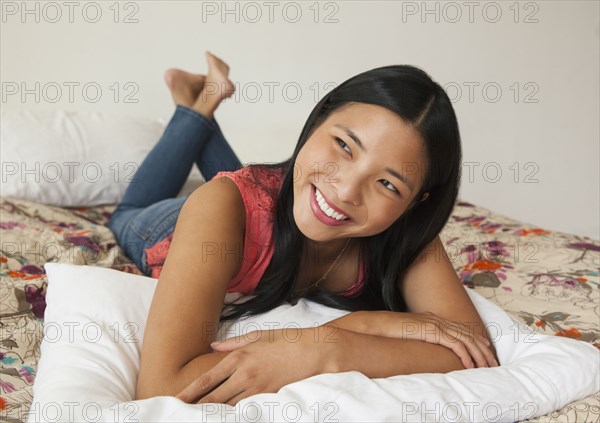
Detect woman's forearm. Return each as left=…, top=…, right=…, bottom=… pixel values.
left=136, top=351, right=233, bottom=400
left=326, top=325, right=466, bottom=377
left=322, top=311, right=375, bottom=334
left=137, top=324, right=466, bottom=401
left=324, top=310, right=498, bottom=365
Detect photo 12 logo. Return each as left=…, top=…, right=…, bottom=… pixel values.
left=443, top=82, right=540, bottom=104
left=26, top=401, right=139, bottom=423
left=463, top=161, right=540, bottom=184
left=199, top=400, right=340, bottom=422
left=400, top=1, right=540, bottom=24
left=1, top=82, right=139, bottom=104
left=1, top=1, right=140, bottom=24
left=201, top=1, right=340, bottom=24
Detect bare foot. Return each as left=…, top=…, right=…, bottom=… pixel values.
left=191, top=51, right=235, bottom=120
left=164, top=69, right=206, bottom=108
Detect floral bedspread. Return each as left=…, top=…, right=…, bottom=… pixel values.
left=1, top=196, right=598, bottom=422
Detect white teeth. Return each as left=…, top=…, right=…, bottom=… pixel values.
left=315, top=187, right=349, bottom=220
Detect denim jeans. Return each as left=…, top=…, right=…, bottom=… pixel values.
left=107, top=105, right=242, bottom=275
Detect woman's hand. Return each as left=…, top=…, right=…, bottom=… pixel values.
left=342, top=310, right=497, bottom=370
left=383, top=311, right=497, bottom=369
left=175, top=327, right=338, bottom=406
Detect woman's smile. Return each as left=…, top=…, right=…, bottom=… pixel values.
left=310, top=183, right=354, bottom=226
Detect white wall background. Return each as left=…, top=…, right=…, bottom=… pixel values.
left=1, top=0, right=598, bottom=240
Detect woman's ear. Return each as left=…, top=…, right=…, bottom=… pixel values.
left=420, top=192, right=429, bottom=203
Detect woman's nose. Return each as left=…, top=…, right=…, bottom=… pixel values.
left=334, top=170, right=362, bottom=207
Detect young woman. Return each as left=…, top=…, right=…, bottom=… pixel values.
left=108, top=52, right=499, bottom=407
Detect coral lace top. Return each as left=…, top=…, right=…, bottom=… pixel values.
left=144, top=166, right=365, bottom=296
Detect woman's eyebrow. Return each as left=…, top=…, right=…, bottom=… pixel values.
left=334, top=124, right=366, bottom=152
left=333, top=124, right=414, bottom=193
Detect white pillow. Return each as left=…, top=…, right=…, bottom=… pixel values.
left=30, top=263, right=599, bottom=423
left=0, top=110, right=205, bottom=207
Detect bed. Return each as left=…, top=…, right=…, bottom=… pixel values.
left=1, top=109, right=599, bottom=422
left=1, top=194, right=598, bottom=422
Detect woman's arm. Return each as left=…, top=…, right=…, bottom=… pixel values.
left=325, top=325, right=468, bottom=377
left=399, top=235, right=499, bottom=362
left=135, top=177, right=246, bottom=400
left=177, top=312, right=492, bottom=405
left=322, top=234, right=499, bottom=369
left=176, top=320, right=491, bottom=405
left=324, top=310, right=497, bottom=369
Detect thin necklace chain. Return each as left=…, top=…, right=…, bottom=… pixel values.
left=294, top=238, right=351, bottom=294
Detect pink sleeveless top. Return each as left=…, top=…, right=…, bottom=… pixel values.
left=144, top=166, right=366, bottom=296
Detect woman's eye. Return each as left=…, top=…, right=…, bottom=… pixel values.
left=335, top=138, right=352, bottom=155
left=380, top=179, right=400, bottom=195
left=335, top=137, right=400, bottom=197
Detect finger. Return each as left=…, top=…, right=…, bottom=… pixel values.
left=197, top=375, right=245, bottom=405
left=212, top=330, right=263, bottom=351
left=443, top=322, right=484, bottom=347
left=457, top=331, right=496, bottom=368
left=480, top=342, right=499, bottom=367
left=455, top=344, right=475, bottom=369
left=418, top=325, right=473, bottom=368
left=469, top=342, right=490, bottom=368
left=468, top=332, right=498, bottom=367
left=225, top=389, right=251, bottom=407
left=177, top=374, right=219, bottom=403
left=443, top=326, right=494, bottom=368
left=422, top=320, right=494, bottom=369
left=178, top=360, right=235, bottom=403
left=211, top=337, right=251, bottom=351
left=478, top=336, right=500, bottom=367
left=418, top=323, right=472, bottom=369
left=442, top=321, right=490, bottom=347
left=448, top=331, right=488, bottom=368
left=438, top=336, right=474, bottom=369
left=436, top=331, right=482, bottom=369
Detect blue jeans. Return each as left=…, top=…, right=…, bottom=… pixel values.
left=107, top=105, right=242, bottom=275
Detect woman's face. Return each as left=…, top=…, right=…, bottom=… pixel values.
left=293, top=102, right=429, bottom=244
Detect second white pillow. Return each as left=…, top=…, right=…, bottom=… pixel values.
left=1, top=110, right=205, bottom=207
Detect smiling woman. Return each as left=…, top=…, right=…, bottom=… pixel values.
left=293, top=102, right=429, bottom=242
left=107, top=52, right=477, bottom=406
left=219, top=63, right=462, bottom=323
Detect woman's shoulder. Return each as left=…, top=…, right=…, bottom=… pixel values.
left=145, top=175, right=247, bottom=278
left=214, top=165, right=286, bottom=211
left=215, top=165, right=285, bottom=188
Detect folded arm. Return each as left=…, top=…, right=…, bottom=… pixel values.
left=323, top=324, right=466, bottom=376
left=320, top=234, right=499, bottom=373
left=170, top=323, right=466, bottom=404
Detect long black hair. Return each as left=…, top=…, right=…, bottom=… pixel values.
left=219, top=64, right=462, bottom=322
